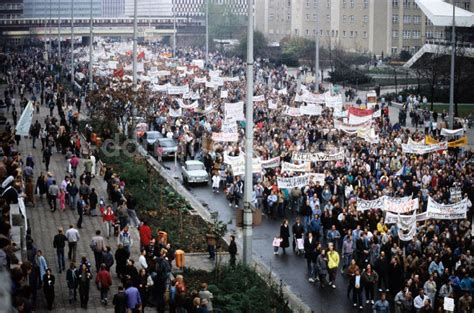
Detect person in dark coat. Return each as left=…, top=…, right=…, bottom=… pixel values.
left=115, top=244, right=130, bottom=280
left=113, top=286, right=127, bottom=313
left=78, top=264, right=93, bottom=309
left=228, top=235, right=238, bottom=267
left=292, top=217, right=305, bottom=254
left=388, top=256, right=405, bottom=294
left=279, top=219, right=290, bottom=255
left=36, top=172, right=48, bottom=199
left=304, top=232, right=317, bottom=279
left=42, top=268, right=55, bottom=310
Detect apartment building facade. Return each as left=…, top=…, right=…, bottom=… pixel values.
left=255, top=0, right=474, bottom=57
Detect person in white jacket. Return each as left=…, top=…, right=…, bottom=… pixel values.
left=413, top=289, right=429, bottom=312
left=211, top=172, right=220, bottom=193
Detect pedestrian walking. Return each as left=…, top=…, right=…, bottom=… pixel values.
left=76, top=195, right=87, bottom=229
left=66, top=262, right=79, bottom=304
left=115, top=243, right=130, bottom=280
left=125, top=281, right=142, bottom=313
left=47, top=180, right=59, bottom=212
left=52, top=227, right=67, bottom=273
left=113, top=286, right=127, bottom=313
left=102, top=205, right=115, bottom=239
left=35, top=250, right=48, bottom=286
left=96, top=264, right=113, bottom=305
left=42, top=148, right=51, bottom=171
left=90, top=230, right=105, bottom=272
left=65, top=224, right=80, bottom=262
left=228, top=235, right=237, bottom=267
left=139, top=221, right=152, bottom=249
left=118, top=226, right=132, bottom=253
left=42, top=268, right=55, bottom=310
left=327, top=243, right=340, bottom=289
left=316, top=249, right=329, bottom=288
left=372, top=292, right=390, bottom=313
left=78, top=264, right=93, bottom=309
left=279, top=219, right=290, bottom=255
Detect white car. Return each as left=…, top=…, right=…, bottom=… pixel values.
left=182, top=160, right=209, bottom=185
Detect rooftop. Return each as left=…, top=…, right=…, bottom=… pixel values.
left=416, top=0, right=474, bottom=27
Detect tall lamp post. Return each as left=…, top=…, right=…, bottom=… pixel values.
left=71, top=0, right=75, bottom=85
left=205, top=0, right=209, bottom=64
left=89, top=0, right=94, bottom=91
left=448, top=1, right=456, bottom=129
left=242, top=0, right=254, bottom=265
left=132, top=0, right=138, bottom=89
left=314, top=1, right=320, bottom=87
left=173, top=0, right=176, bottom=57
left=58, top=0, right=61, bottom=65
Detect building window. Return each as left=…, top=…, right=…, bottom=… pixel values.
left=364, top=0, right=369, bottom=8
left=343, top=30, right=346, bottom=37
left=363, top=15, right=368, bottom=23
left=413, top=15, right=420, bottom=24
left=306, top=29, right=310, bottom=35
left=350, top=31, right=354, bottom=37
left=327, top=14, right=330, bottom=21
left=287, top=13, right=291, bottom=20
left=403, top=30, right=411, bottom=39
left=403, top=15, right=412, bottom=24
left=269, top=13, right=274, bottom=20
left=350, top=15, right=355, bottom=23
left=343, top=15, right=347, bottom=23
left=392, top=30, right=398, bottom=38
left=313, top=13, right=317, bottom=21
left=314, top=0, right=318, bottom=8
left=327, top=0, right=330, bottom=8
left=413, top=31, right=420, bottom=39
left=403, top=0, right=410, bottom=8
left=306, top=14, right=310, bottom=20
left=392, top=14, right=399, bottom=24
left=350, top=0, right=355, bottom=8
left=392, top=0, right=399, bottom=8
left=464, top=2, right=470, bottom=10
left=307, top=0, right=311, bottom=8
left=342, top=0, right=347, bottom=8
left=392, top=47, right=398, bottom=54
left=288, top=0, right=291, bottom=7
left=425, top=31, right=433, bottom=39
left=363, top=31, right=368, bottom=38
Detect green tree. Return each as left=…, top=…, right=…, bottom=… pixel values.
left=234, top=31, right=268, bottom=59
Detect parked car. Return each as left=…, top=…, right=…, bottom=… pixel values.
left=140, top=131, right=163, bottom=152
left=182, top=160, right=209, bottom=185
left=153, top=138, right=178, bottom=158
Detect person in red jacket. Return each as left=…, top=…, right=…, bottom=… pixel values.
left=102, top=205, right=116, bottom=239
left=139, top=221, right=152, bottom=249
left=96, top=264, right=112, bottom=305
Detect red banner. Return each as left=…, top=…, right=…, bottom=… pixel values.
left=348, top=107, right=373, bottom=117
left=113, top=68, right=124, bottom=78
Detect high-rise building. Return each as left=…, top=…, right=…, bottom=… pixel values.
left=123, top=0, right=172, bottom=17
left=255, top=0, right=474, bottom=57
left=23, top=0, right=102, bottom=19
left=102, top=0, right=125, bottom=17
left=0, top=0, right=23, bottom=19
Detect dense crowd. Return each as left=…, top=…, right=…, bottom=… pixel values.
left=0, top=38, right=472, bottom=313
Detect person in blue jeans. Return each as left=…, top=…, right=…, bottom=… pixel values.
left=52, top=227, right=67, bottom=273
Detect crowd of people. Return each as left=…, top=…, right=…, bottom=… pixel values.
left=0, top=37, right=472, bottom=313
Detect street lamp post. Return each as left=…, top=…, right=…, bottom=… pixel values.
left=71, top=0, right=74, bottom=85
left=205, top=0, right=209, bottom=64
left=448, top=1, right=456, bottom=129
left=58, top=0, right=61, bottom=65
left=132, top=0, right=138, bottom=89
left=173, top=0, right=177, bottom=57
left=89, top=0, right=94, bottom=91
left=315, top=1, right=320, bottom=87
left=49, top=0, right=52, bottom=54
left=242, top=0, right=254, bottom=265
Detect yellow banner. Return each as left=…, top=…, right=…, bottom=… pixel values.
left=425, top=135, right=467, bottom=147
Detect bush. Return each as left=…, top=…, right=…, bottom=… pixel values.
left=184, top=264, right=292, bottom=313
left=329, top=66, right=372, bottom=85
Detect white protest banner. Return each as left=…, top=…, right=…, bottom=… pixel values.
left=398, top=221, right=417, bottom=241
left=357, top=197, right=386, bottom=211
left=223, top=154, right=261, bottom=176
left=441, top=128, right=464, bottom=137
left=443, top=297, right=455, bottom=312
left=225, top=101, right=245, bottom=121
left=179, top=100, right=198, bottom=110
left=372, top=109, right=381, bottom=118
left=334, top=119, right=371, bottom=132
left=212, top=132, right=239, bottom=142
left=408, top=137, right=424, bottom=145
left=137, top=63, right=145, bottom=73
left=292, top=151, right=345, bottom=162
left=416, top=212, right=429, bottom=221
left=277, top=175, right=310, bottom=189
left=281, top=162, right=311, bottom=172
left=284, top=106, right=302, bottom=117
left=209, top=70, right=221, bottom=77
left=426, top=197, right=468, bottom=220
left=253, top=95, right=265, bottom=102
left=324, top=93, right=343, bottom=109
left=384, top=197, right=419, bottom=214
left=191, top=59, right=205, bottom=69
left=348, top=113, right=373, bottom=125
left=223, top=76, right=240, bottom=82
left=402, top=142, right=447, bottom=154
left=167, top=85, right=190, bottom=95
left=308, top=173, right=326, bottom=185
left=261, top=157, right=281, bottom=169
left=156, top=70, right=171, bottom=77
left=210, top=76, right=224, bottom=87
left=300, top=103, right=322, bottom=116
left=15, top=101, right=34, bottom=136
left=273, top=88, right=287, bottom=95
left=450, top=187, right=462, bottom=203
left=294, top=94, right=304, bottom=102
left=205, top=81, right=218, bottom=89
left=221, top=120, right=238, bottom=133
left=220, top=90, right=228, bottom=98
left=268, top=100, right=278, bottom=110
left=302, top=91, right=325, bottom=104
left=169, top=107, right=182, bottom=117
left=194, top=77, right=207, bottom=84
